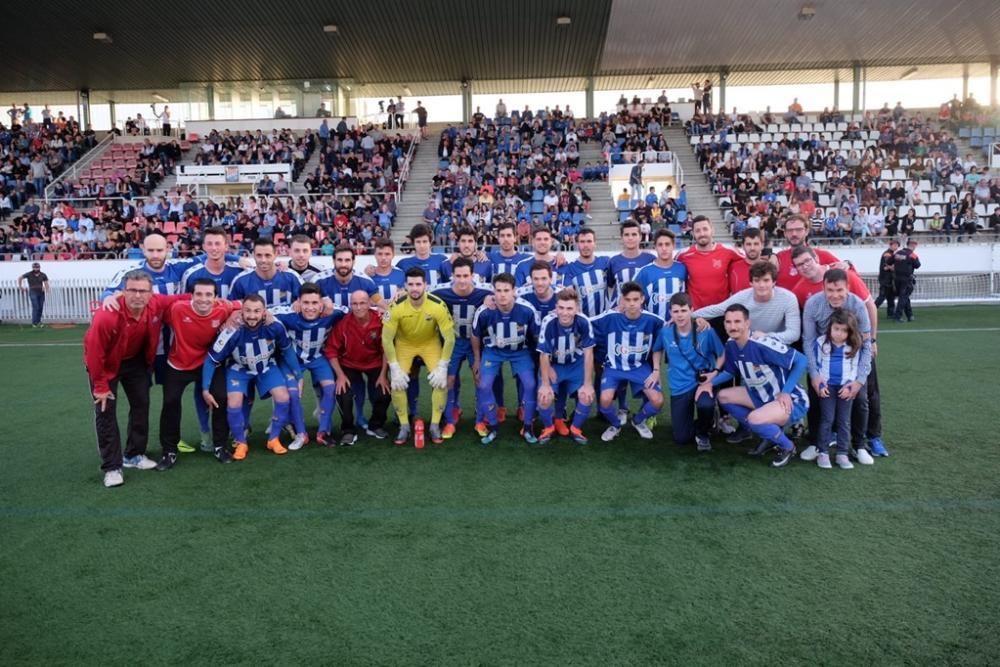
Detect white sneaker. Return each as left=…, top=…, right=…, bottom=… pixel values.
left=601, top=425, right=621, bottom=442
left=717, top=415, right=738, bottom=434
left=122, top=454, right=157, bottom=470
left=631, top=419, right=654, bottom=439
left=816, top=452, right=832, bottom=469
left=799, top=445, right=819, bottom=462
left=617, top=409, right=628, bottom=426
left=103, top=469, right=124, bottom=488
left=288, top=434, right=307, bottom=451
left=836, top=454, right=854, bottom=470
left=854, top=448, right=875, bottom=465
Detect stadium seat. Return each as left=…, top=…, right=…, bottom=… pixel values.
left=959, top=128, right=971, bottom=138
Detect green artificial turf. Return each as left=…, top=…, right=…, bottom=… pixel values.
left=1, top=306, right=998, bottom=665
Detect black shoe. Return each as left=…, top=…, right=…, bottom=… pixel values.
left=770, top=446, right=796, bottom=468
left=155, top=453, right=178, bottom=471
left=365, top=426, right=389, bottom=439
left=214, top=446, right=233, bottom=464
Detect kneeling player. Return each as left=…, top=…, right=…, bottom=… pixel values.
left=536, top=288, right=595, bottom=445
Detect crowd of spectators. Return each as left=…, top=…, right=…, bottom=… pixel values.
left=602, top=95, right=675, bottom=165
left=193, top=128, right=315, bottom=180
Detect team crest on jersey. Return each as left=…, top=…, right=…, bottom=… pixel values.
left=231, top=379, right=240, bottom=386
left=211, top=320, right=220, bottom=328
left=712, top=259, right=723, bottom=269
left=182, top=316, right=192, bottom=323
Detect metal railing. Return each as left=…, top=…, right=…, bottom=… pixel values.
left=396, top=136, right=419, bottom=202
left=43, top=133, right=114, bottom=201
left=0, top=277, right=107, bottom=323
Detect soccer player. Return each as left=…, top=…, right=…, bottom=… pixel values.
left=179, top=227, right=245, bottom=299
left=589, top=281, right=664, bottom=442
left=608, top=220, right=654, bottom=304
left=395, top=223, right=450, bottom=288
left=559, top=228, right=611, bottom=317
left=381, top=268, right=456, bottom=445
left=676, top=216, right=742, bottom=310
left=536, top=289, right=595, bottom=445
left=314, top=244, right=381, bottom=310
left=654, top=293, right=724, bottom=451
left=229, top=238, right=303, bottom=307
left=443, top=226, right=493, bottom=284
left=431, top=257, right=494, bottom=438
left=698, top=304, right=809, bottom=468
left=156, top=278, right=241, bottom=469
left=513, top=225, right=565, bottom=285
left=371, top=238, right=406, bottom=302
left=634, top=228, right=688, bottom=321
left=471, top=273, right=541, bottom=445
left=325, top=290, right=392, bottom=443
left=201, top=295, right=302, bottom=460
left=728, top=227, right=768, bottom=293
left=269, top=283, right=348, bottom=449
left=488, top=222, right=531, bottom=277
left=517, top=261, right=559, bottom=320
left=286, top=234, right=324, bottom=282
left=774, top=213, right=842, bottom=290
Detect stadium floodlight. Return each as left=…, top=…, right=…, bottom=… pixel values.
left=92, top=32, right=112, bottom=43
left=797, top=5, right=815, bottom=20
left=323, top=24, right=338, bottom=33
left=556, top=16, right=571, bottom=25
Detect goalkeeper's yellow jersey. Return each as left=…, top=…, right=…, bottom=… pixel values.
left=381, top=292, right=456, bottom=362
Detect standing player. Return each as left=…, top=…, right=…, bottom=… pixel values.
left=697, top=304, right=809, bottom=468
left=536, top=289, right=595, bottom=445
left=559, top=228, right=611, bottom=317
left=179, top=227, right=245, bottom=299
left=728, top=227, right=768, bottom=294
left=589, top=281, right=664, bottom=442
left=442, top=226, right=493, bottom=284
left=634, top=229, right=688, bottom=321
left=471, top=273, right=541, bottom=445
left=513, top=226, right=565, bottom=286
left=381, top=268, right=456, bottom=446
left=229, top=239, right=303, bottom=307
left=431, top=258, right=494, bottom=439
left=774, top=213, right=841, bottom=290
left=286, top=234, right=324, bottom=282
left=314, top=244, right=381, bottom=310
left=517, top=261, right=559, bottom=321
left=608, top=220, right=654, bottom=305
left=676, top=216, right=742, bottom=310
left=371, top=238, right=406, bottom=302
left=488, top=222, right=531, bottom=277
left=395, top=223, right=450, bottom=288
left=201, top=295, right=303, bottom=460
left=269, top=283, right=348, bottom=449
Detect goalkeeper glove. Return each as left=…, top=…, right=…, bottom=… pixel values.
left=427, top=360, right=449, bottom=389
left=389, top=362, right=410, bottom=391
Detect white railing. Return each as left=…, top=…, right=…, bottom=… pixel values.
left=396, top=135, right=420, bottom=202
left=0, top=278, right=106, bottom=323
left=43, top=133, right=114, bottom=201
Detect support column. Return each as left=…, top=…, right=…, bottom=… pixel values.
left=851, top=62, right=861, bottom=116
left=718, top=68, right=728, bottom=114
left=833, top=72, right=840, bottom=110
left=962, top=63, right=969, bottom=101
left=461, top=80, right=473, bottom=122
left=585, top=77, right=594, bottom=120
left=109, top=101, right=116, bottom=131
left=991, top=56, right=999, bottom=108
left=206, top=84, right=215, bottom=121
left=329, top=82, right=339, bottom=116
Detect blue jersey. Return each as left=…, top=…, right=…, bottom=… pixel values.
left=589, top=310, right=664, bottom=371
left=371, top=267, right=406, bottom=302
left=489, top=249, right=531, bottom=277
left=561, top=256, right=611, bottom=317
left=608, top=252, right=655, bottom=298
left=313, top=270, right=379, bottom=309
left=472, top=301, right=540, bottom=354
left=634, top=261, right=688, bottom=321
left=513, top=256, right=561, bottom=286
left=537, top=313, right=595, bottom=367
left=179, top=261, right=245, bottom=299
left=722, top=336, right=808, bottom=409
left=103, top=258, right=194, bottom=298
left=432, top=283, right=493, bottom=340
left=654, top=324, right=724, bottom=394
left=397, top=253, right=450, bottom=287
left=516, top=287, right=558, bottom=321
left=207, top=321, right=297, bottom=375
left=270, top=306, right=348, bottom=363
left=442, top=257, right=493, bottom=285
left=814, top=336, right=861, bottom=386
left=229, top=270, right=302, bottom=306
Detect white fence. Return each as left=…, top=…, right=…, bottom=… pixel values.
left=0, top=278, right=105, bottom=324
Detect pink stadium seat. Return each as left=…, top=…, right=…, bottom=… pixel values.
left=163, top=221, right=177, bottom=233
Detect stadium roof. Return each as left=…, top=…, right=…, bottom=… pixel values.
left=2, top=0, right=998, bottom=93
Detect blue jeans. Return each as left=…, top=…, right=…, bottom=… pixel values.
left=669, top=388, right=716, bottom=445
left=818, top=389, right=853, bottom=454
left=29, top=291, right=45, bottom=325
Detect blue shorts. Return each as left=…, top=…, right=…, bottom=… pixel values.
left=449, top=339, right=474, bottom=377
left=482, top=349, right=535, bottom=377
left=789, top=396, right=808, bottom=424
left=600, top=365, right=661, bottom=398
left=544, top=361, right=585, bottom=398
left=227, top=366, right=286, bottom=400
left=290, top=357, right=335, bottom=386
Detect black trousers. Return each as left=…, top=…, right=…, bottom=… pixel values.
left=159, top=364, right=228, bottom=455
left=894, top=278, right=914, bottom=319
left=336, top=366, right=389, bottom=434
left=865, top=359, right=882, bottom=439
left=89, top=356, right=150, bottom=472
left=874, top=280, right=896, bottom=316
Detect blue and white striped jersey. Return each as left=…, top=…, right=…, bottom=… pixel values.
left=371, top=267, right=406, bottom=302
left=472, top=300, right=540, bottom=353
left=270, top=306, right=347, bottom=363
left=180, top=261, right=245, bottom=299
left=633, top=261, right=688, bottom=321
left=814, top=336, right=860, bottom=386
left=513, top=256, right=561, bottom=286
left=560, top=256, right=612, bottom=317
left=516, top=286, right=558, bottom=321
left=607, top=252, right=655, bottom=299
left=537, top=313, right=595, bottom=366
left=488, top=248, right=531, bottom=277
left=228, top=270, right=302, bottom=307
left=397, top=253, right=450, bottom=288
left=723, top=336, right=808, bottom=409
left=208, top=321, right=294, bottom=374
left=589, top=310, right=664, bottom=371
left=431, top=283, right=494, bottom=340
left=313, top=270, right=378, bottom=309
left=442, top=257, right=494, bottom=285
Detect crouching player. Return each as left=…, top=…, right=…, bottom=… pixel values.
left=696, top=304, right=808, bottom=468
left=202, top=295, right=302, bottom=460
left=536, top=288, right=595, bottom=445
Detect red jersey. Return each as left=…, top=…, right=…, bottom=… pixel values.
left=163, top=300, right=240, bottom=371
left=677, top=243, right=742, bottom=309
left=325, top=309, right=385, bottom=371
left=728, top=257, right=755, bottom=294
left=791, top=270, right=872, bottom=309
left=775, top=246, right=840, bottom=290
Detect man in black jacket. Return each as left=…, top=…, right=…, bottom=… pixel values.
left=874, top=239, right=899, bottom=318
left=892, top=240, right=921, bottom=322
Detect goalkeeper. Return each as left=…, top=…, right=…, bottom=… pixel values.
left=382, top=267, right=456, bottom=446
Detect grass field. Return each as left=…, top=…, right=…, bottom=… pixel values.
left=2, top=306, right=999, bottom=665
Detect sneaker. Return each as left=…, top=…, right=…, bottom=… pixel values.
left=394, top=425, right=410, bottom=446
left=429, top=424, right=443, bottom=445
left=868, top=437, right=890, bottom=457
left=816, top=452, right=832, bottom=469
left=726, top=426, right=752, bottom=444
left=770, top=445, right=796, bottom=468
left=340, top=432, right=358, bottom=447
left=632, top=418, right=654, bottom=439
left=799, top=445, right=819, bottom=462
left=553, top=419, right=570, bottom=436
left=442, top=424, right=457, bottom=439
left=199, top=431, right=213, bottom=453
left=790, top=422, right=806, bottom=439
left=569, top=426, right=588, bottom=445
left=717, top=415, right=738, bottom=434
left=266, top=438, right=288, bottom=455
left=233, top=442, right=249, bottom=460
left=155, top=453, right=178, bottom=471
left=103, top=469, right=124, bottom=488
left=496, top=407, right=508, bottom=423
left=480, top=429, right=497, bottom=446
left=601, top=425, right=621, bottom=442
left=853, top=447, right=875, bottom=465
left=695, top=435, right=712, bottom=452
left=748, top=440, right=773, bottom=457
left=316, top=431, right=333, bottom=447
left=365, top=426, right=389, bottom=439
left=521, top=427, right=539, bottom=445
left=617, top=409, right=629, bottom=426
left=538, top=426, right=556, bottom=444
left=474, top=421, right=490, bottom=438
left=288, top=433, right=309, bottom=451
left=836, top=453, right=855, bottom=470
left=214, top=446, right=233, bottom=464
left=176, top=439, right=196, bottom=454
left=122, top=454, right=157, bottom=470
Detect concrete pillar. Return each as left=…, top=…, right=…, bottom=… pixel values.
left=461, top=81, right=473, bottom=122
left=329, top=82, right=339, bottom=116
left=206, top=84, right=215, bottom=121
left=109, top=101, right=116, bottom=131
left=962, top=63, right=969, bottom=101
left=718, top=68, right=728, bottom=115
left=851, top=63, right=861, bottom=116
left=833, top=72, right=840, bottom=110
left=585, top=77, right=594, bottom=120
left=991, top=57, right=999, bottom=108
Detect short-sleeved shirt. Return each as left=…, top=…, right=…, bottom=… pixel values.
left=21, top=270, right=48, bottom=292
